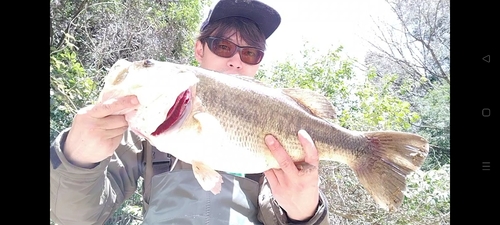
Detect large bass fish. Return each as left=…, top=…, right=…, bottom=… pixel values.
left=98, top=59, right=429, bottom=211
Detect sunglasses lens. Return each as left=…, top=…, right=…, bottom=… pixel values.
left=211, top=38, right=237, bottom=58
left=208, top=37, right=264, bottom=65
left=240, top=48, right=264, bottom=65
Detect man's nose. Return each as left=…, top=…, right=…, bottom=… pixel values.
left=227, top=52, right=242, bottom=69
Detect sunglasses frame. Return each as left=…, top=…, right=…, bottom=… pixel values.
left=204, top=37, right=264, bottom=65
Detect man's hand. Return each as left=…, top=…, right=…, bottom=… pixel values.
left=263, top=130, right=320, bottom=221
left=63, top=95, right=140, bottom=168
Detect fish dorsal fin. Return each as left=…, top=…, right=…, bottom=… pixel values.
left=281, top=88, right=337, bottom=120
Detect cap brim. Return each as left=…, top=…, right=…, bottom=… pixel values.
left=207, top=0, right=281, bottom=39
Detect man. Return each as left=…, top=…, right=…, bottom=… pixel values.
left=50, top=0, right=330, bottom=224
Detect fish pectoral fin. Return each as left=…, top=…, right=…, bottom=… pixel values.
left=191, top=160, right=224, bottom=195
left=281, top=88, right=337, bottom=120
left=193, top=112, right=226, bottom=143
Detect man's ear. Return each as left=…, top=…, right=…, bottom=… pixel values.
left=195, top=40, right=204, bottom=63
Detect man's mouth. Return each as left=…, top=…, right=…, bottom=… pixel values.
left=151, top=89, right=191, bottom=136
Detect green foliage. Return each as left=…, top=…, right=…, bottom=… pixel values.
left=50, top=35, right=99, bottom=141
left=258, top=44, right=353, bottom=114
left=321, top=162, right=449, bottom=225
left=364, top=0, right=450, bottom=169
left=343, top=71, right=420, bottom=131
left=104, top=178, right=145, bottom=225
left=146, top=0, right=211, bottom=62
left=413, top=82, right=450, bottom=170
left=395, top=164, right=450, bottom=224
left=258, top=43, right=419, bottom=132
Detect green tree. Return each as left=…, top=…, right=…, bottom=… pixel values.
left=258, top=43, right=419, bottom=132
left=361, top=0, right=450, bottom=169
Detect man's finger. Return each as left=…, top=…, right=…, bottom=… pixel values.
left=90, top=95, right=139, bottom=118
left=95, top=115, right=130, bottom=130
left=298, top=130, right=319, bottom=167
left=263, top=169, right=280, bottom=187
left=265, top=135, right=298, bottom=175
left=103, top=126, right=130, bottom=139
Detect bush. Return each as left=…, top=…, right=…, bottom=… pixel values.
left=320, top=163, right=450, bottom=224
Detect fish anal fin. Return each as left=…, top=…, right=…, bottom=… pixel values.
left=191, top=160, right=224, bottom=194
left=348, top=131, right=429, bottom=211
left=281, top=88, right=337, bottom=120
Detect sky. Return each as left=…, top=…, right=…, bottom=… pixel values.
left=203, top=0, right=398, bottom=67
left=261, top=0, right=396, bottom=65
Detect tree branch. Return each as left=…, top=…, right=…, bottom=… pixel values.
left=54, top=0, right=91, bottom=51
left=50, top=76, right=78, bottom=113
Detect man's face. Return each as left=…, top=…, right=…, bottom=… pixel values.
left=195, top=33, right=261, bottom=77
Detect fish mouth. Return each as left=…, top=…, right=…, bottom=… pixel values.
left=151, top=89, right=191, bottom=136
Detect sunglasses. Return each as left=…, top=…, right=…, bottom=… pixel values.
left=204, top=37, right=264, bottom=65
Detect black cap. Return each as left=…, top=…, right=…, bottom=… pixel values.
left=200, top=0, right=281, bottom=39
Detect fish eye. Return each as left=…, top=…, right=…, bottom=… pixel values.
left=143, top=59, right=154, bottom=67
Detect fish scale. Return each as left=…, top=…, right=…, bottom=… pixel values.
left=196, top=71, right=365, bottom=164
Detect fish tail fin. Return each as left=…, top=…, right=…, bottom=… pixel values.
left=349, top=131, right=429, bottom=211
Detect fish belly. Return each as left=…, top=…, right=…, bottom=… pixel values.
left=157, top=125, right=273, bottom=174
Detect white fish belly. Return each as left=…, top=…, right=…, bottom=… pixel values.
left=152, top=126, right=273, bottom=174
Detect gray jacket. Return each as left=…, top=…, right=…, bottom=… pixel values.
left=50, top=128, right=330, bottom=224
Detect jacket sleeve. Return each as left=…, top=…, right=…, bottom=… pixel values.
left=50, top=128, right=144, bottom=225
left=257, top=177, right=330, bottom=225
